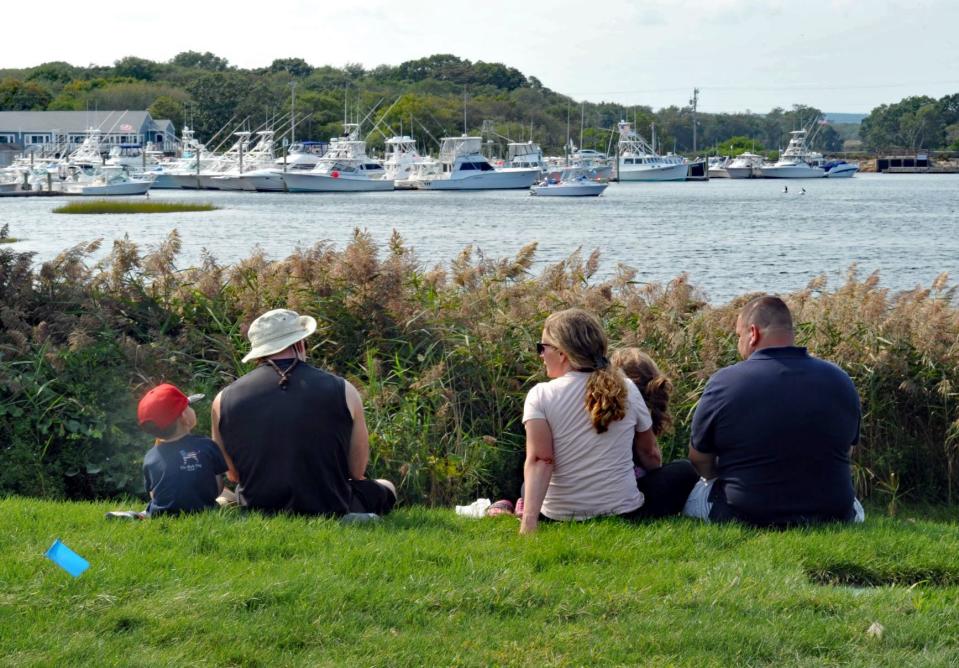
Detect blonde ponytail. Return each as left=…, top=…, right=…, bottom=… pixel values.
left=585, top=367, right=628, bottom=433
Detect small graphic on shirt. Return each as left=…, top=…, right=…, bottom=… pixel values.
left=179, top=449, right=202, bottom=472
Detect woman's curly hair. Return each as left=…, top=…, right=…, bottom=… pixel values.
left=610, top=348, right=673, bottom=436
left=543, top=309, right=626, bottom=433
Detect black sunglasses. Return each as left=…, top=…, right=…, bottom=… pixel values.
left=535, top=342, right=555, bottom=355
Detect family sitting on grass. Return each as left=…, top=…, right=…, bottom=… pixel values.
left=124, top=295, right=865, bottom=532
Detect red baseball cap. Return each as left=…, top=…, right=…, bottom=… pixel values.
left=137, top=384, right=204, bottom=430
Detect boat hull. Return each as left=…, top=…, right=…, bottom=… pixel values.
left=824, top=165, right=858, bottom=178
left=283, top=173, right=394, bottom=192
left=210, top=175, right=255, bottom=191
left=725, top=166, right=760, bottom=179
left=761, top=165, right=825, bottom=179
left=617, top=162, right=688, bottom=182
left=163, top=174, right=205, bottom=189
left=150, top=173, right=185, bottom=189
left=67, top=181, right=152, bottom=196
left=413, top=168, right=539, bottom=190
left=244, top=172, right=288, bottom=192
left=531, top=182, right=607, bottom=197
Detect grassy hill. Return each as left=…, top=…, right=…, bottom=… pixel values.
left=3, top=497, right=959, bottom=666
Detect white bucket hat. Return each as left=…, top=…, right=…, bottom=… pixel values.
left=242, top=308, right=317, bottom=363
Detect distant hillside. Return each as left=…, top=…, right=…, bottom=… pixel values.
left=824, top=112, right=867, bottom=124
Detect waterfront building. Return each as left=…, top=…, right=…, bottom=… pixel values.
left=0, top=111, right=175, bottom=165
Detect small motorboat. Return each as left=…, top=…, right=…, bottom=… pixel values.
left=530, top=170, right=608, bottom=197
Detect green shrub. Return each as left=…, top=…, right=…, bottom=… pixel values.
left=1, top=229, right=957, bottom=506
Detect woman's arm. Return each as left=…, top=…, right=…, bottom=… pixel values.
left=633, top=428, right=663, bottom=470
left=519, top=418, right=555, bottom=534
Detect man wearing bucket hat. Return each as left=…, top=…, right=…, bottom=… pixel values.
left=211, top=308, right=396, bottom=516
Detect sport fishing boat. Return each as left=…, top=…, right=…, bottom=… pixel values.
left=282, top=124, right=392, bottom=192
left=151, top=127, right=219, bottom=189
left=211, top=131, right=279, bottom=191
left=760, top=130, right=826, bottom=179
left=55, top=128, right=152, bottom=195
left=507, top=141, right=547, bottom=173
left=382, top=135, right=427, bottom=184
left=616, top=121, right=688, bottom=181
left=725, top=152, right=766, bottom=179
left=407, top=136, right=540, bottom=190
left=707, top=156, right=730, bottom=178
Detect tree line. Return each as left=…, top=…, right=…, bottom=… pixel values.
left=2, top=53, right=957, bottom=155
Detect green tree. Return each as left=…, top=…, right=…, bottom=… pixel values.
left=0, top=78, right=52, bottom=110
left=113, top=56, right=161, bottom=81
left=148, top=95, right=186, bottom=132
left=26, top=61, right=81, bottom=92
left=269, top=58, right=313, bottom=78
left=170, top=51, right=231, bottom=71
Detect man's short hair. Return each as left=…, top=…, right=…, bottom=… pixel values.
left=740, top=295, right=793, bottom=333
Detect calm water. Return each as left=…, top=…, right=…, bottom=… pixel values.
left=3, top=173, right=957, bottom=303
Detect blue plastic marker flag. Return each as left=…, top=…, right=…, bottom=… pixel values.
left=45, top=539, right=90, bottom=577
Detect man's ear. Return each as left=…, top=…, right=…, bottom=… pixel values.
left=749, top=324, right=761, bottom=348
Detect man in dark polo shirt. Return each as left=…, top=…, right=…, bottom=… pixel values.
left=210, top=308, right=396, bottom=517
left=683, top=295, right=864, bottom=526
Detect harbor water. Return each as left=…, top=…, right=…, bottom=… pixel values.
left=3, top=173, right=957, bottom=303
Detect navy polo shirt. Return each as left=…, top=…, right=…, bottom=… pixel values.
left=143, top=434, right=227, bottom=516
left=690, top=346, right=860, bottom=525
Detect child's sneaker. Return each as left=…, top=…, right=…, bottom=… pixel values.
left=105, top=511, right=148, bottom=520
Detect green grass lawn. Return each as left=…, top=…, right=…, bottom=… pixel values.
left=2, top=498, right=959, bottom=666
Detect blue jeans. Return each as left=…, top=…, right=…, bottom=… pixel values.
left=682, top=478, right=865, bottom=523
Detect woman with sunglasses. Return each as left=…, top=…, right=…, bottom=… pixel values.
left=520, top=309, right=697, bottom=534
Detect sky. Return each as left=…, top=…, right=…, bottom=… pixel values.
left=5, top=0, right=958, bottom=114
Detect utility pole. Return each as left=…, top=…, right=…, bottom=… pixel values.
left=690, top=88, right=700, bottom=154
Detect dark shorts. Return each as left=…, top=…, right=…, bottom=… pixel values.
left=348, top=479, right=397, bottom=515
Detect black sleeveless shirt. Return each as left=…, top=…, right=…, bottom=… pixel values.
left=219, top=360, right=354, bottom=515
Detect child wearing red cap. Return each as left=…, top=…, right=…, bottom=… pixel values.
left=135, top=383, right=228, bottom=517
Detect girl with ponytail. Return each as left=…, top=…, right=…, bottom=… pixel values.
left=520, top=309, right=699, bottom=533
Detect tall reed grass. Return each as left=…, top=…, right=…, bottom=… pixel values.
left=1, top=228, right=956, bottom=506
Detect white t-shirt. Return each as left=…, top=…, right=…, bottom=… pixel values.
left=523, top=371, right=653, bottom=520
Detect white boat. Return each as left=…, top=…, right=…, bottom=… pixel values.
left=531, top=169, right=607, bottom=197
left=282, top=124, right=393, bottom=193
left=707, top=156, right=730, bottom=178
left=51, top=128, right=152, bottom=195
left=761, top=130, right=825, bottom=179
left=822, top=160, right=859, bottom=178
left=59, top=164, right=152, bottom=196
left=211, top=131, right=279, bottom=191
left=725, top=152, right=766, bottom=179
left=409, top=136, right=540, bottom=190
left=616, top=121, right=688, bottom=181
left=105, top=142, right=161, bottom=172
left=151, top=127, right=219, bottom=189
left=382, top=136, right=426, bottom=183
left=507, top=141, right=547, bottom=173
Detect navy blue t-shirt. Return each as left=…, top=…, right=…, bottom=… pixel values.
left=143, top=434, right=227, bottom=516
left=690, top=346, right=860, bottom=526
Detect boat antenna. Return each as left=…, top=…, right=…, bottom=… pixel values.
left=579, top=102, right=585, bottom=153
left=290, top=81, right=296, bottom=144
left=463, top=89, right=468, bottom=134
left=566, top=101, right=571, bottom=166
